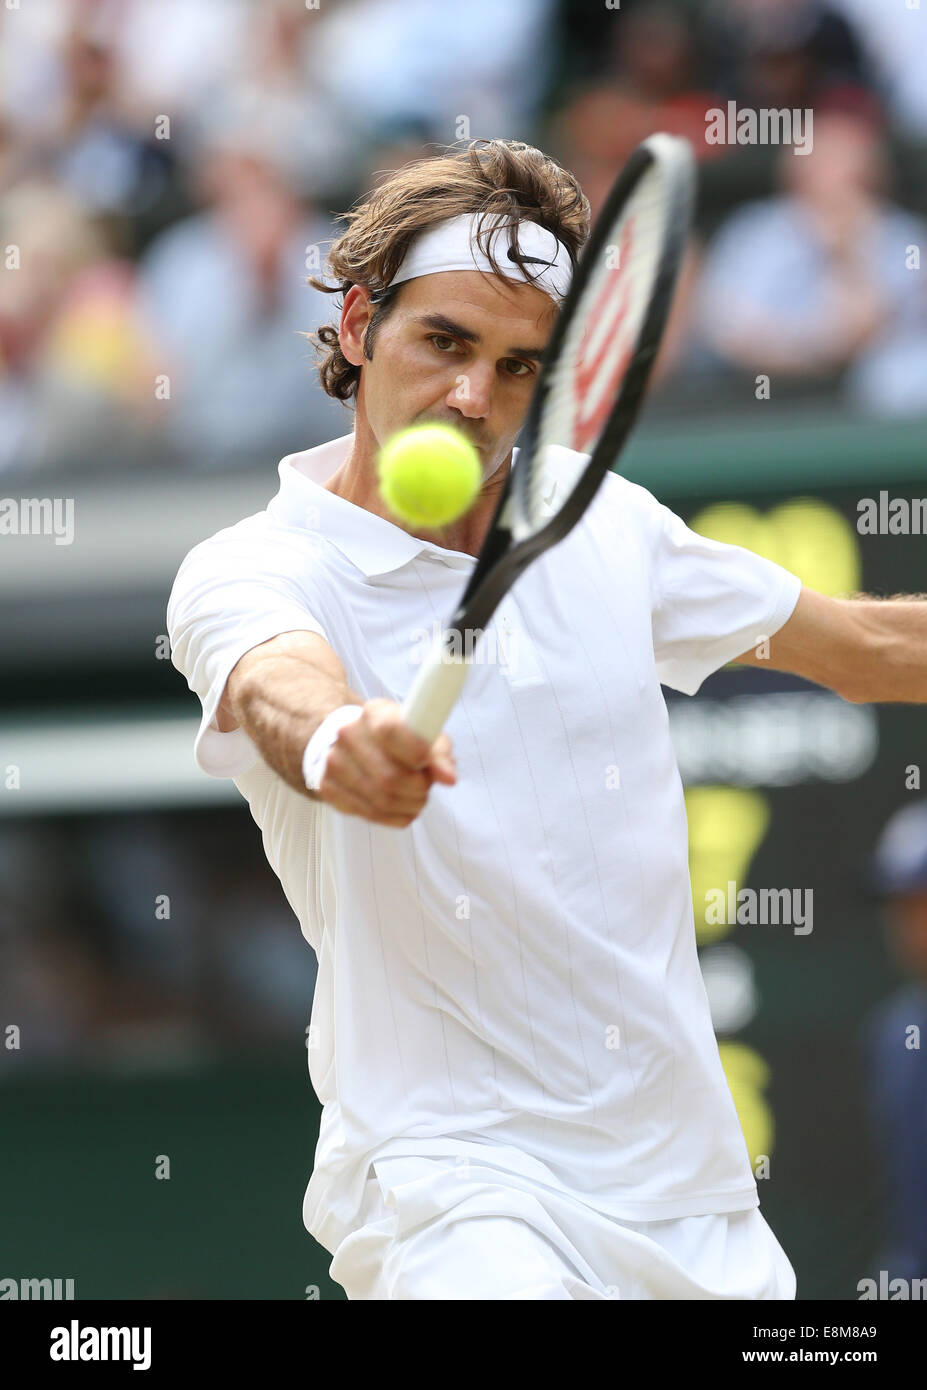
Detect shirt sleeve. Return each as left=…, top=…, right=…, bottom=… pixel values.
left=167, top=524, right=330, bottom=779
left=645, top=494, right=803, bottom=696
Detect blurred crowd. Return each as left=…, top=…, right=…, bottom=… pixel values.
left=0, top=0, right=925, bottom=476
left=0, top=807, right=318, bottom=1064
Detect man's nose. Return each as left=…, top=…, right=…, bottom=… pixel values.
left=445, top=362, right=494, bottom=418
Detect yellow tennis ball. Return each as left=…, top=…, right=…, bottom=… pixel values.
left=377, top=424, right=482, bottom=528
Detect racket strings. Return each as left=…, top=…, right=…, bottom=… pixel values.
left=523, top=161, right=671, bottom=533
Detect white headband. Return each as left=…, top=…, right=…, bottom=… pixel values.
left=382, top=213, right=573, bottom=304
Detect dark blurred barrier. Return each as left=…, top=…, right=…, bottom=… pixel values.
left=0, top=1059, right=344, bottom=1299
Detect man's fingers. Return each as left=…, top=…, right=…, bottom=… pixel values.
left=321, top=782, right=419, bottom=828
left=433, top=732, right=454, bottom=761
left=320, top=763, right=427, bottom=825
left=325, top=743, right=430, bottom=814
left=340, top=702, right=456, bottom=790
left=316, top=699, right=457, bottom=824
left=426, top=731, right=457, bottom=784
left=428, top=746, right=457, bottom=785
left=357, top=698, right=436, bottom=770
left=322, top=719, right=437, bottom=814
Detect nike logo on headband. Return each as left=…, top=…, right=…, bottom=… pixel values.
left=506, top=247, right=555, bottom=269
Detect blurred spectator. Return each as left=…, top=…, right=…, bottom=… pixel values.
left=829, top=0, right=927, bottom=140
left=692, top=0, right=879, bottom=234
left=107, top=0, right=253, bottom=128
left=304, top=0, right=556, bottom=151
left=706, top=0, right=874, bottom=114
left=0, top=0, right=250, bottom=132
left=109, top=0, right=359, bottom=202
left=861, top=801, right=927, bottom=1283
left=547, top=2, right=723, bottom=219
left=0, top=2, right=179, bottom=256
left=222, top=0, right=364, bottom=202
left=0, top=822, right=92, bottom=1058
left=691, top=111, right=927, bottom=414
left=0, top=179, right=161, bottom=474
left=357, top=117, right=444, bottom=192
left=133, top=95, right=350, bottom=470
left=0, top=807, right=317, bottom=1073
left=80, top=812, right=316, bottom=1048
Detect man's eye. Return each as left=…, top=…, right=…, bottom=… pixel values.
left=505, top=360, right=533, bottom=377
left=429, top=335, right=458, bottom=352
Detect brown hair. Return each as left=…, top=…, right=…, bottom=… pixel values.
left=304, top=139, right=590, bottom=403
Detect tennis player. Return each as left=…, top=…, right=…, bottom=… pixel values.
left=167, top=139, right=927, bottom=1300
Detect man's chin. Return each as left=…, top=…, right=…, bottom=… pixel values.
left=482, top=448, right=512, bottom=486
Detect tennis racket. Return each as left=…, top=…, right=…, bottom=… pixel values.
left=401, top=131, right=695, bottom=743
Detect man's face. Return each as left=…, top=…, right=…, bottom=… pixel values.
left=345, top=270, right=559, bottom=483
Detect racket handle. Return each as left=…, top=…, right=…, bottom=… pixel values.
left=401, top=640, right=471, bottom=744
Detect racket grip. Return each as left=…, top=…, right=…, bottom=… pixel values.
left=400, top=643, right=471, bottom=744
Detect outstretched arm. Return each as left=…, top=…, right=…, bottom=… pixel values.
left=733, top=588, right=927, bottom=704
left=219, top=630, right=456, bottom=824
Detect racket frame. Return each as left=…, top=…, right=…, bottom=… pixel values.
left=401, top=134, right=695, bottom=740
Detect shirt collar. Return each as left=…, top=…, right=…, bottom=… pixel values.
left=271, top=432, right=484, bottom=579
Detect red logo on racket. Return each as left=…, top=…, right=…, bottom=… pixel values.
left=572, top=220, right=635, bottom=453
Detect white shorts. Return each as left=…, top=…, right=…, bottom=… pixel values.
left=328, top=1152, right=797, bottom=1300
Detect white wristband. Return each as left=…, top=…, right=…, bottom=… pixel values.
left=302, top=704, right=364, bottom=792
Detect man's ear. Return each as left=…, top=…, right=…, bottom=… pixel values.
left=339, top=285, right=374, bottom=368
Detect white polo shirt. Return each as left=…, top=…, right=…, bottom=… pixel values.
left=167, top=431, right=802, bottom=1255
